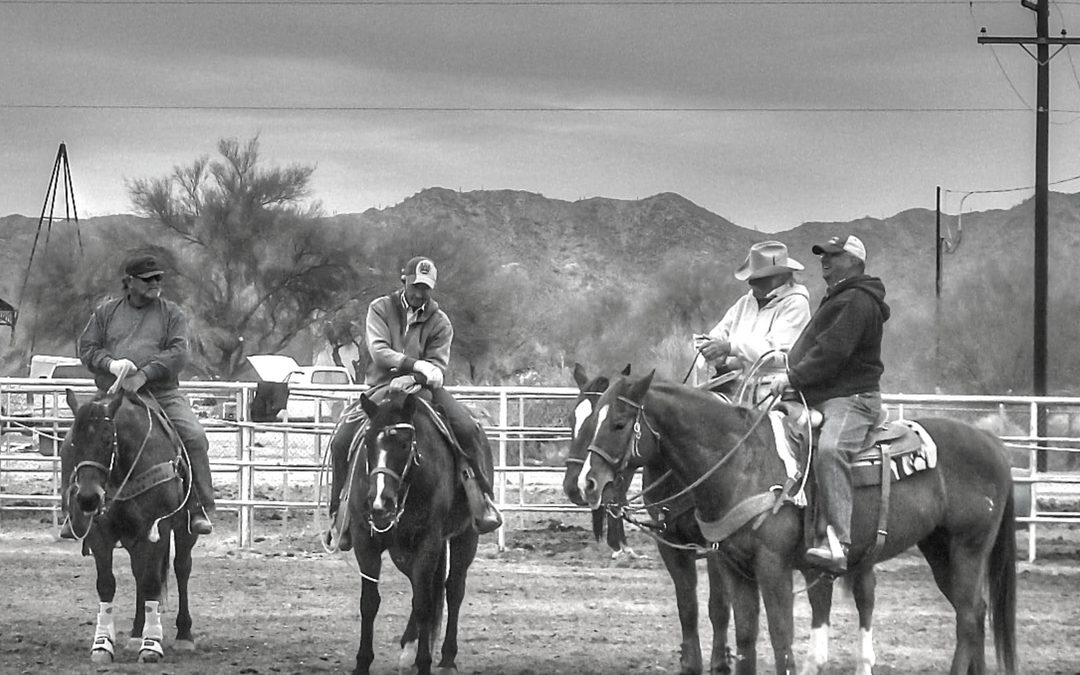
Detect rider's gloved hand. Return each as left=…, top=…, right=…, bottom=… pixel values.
left=769, top=372, right=791, bottom=399
left=107, top=358, right=137, bottom=394
left=389, top=374, right=421, bottom=395
left=412, top=360, right=444, bottom=389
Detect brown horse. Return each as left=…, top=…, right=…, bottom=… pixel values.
left=346, top=390, right=481, bottom=675
left=563, top=363, right=734, bottom=675
left=567, top=367, right=880, bottom=674
left=583, top=373, right=1017, bottom=675
left=63, top=389, right=200, bottom=664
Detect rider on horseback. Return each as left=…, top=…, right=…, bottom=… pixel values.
left=771, top=234, right=890, bottom=573
left=326, top=256, right=502, bottom=550
left=694, top=240, right=810, bottom=403
left=60, top=253, right=215, bottom=538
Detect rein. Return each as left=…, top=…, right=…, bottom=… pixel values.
left=615, top=392, right=777, bottom=513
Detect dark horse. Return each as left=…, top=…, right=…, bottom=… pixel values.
left=62, top=389, right=199, bottom=664
left=563, top=363, right=734, bottom=675
left=584, top=373, right=1018, bottom=675
left=346, top=390, right=481, bottom=675
left=565, top=367, right=877, bottom=674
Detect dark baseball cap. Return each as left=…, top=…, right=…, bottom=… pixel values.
left=124, top=254, right=165, bottom=279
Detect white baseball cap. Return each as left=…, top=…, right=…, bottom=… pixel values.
left=811, top=234, right=866, bottom=262
left=402, top=256, right=438, bottom=288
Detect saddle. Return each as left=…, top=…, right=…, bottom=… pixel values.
left=771, top=401, right=938, bottom=567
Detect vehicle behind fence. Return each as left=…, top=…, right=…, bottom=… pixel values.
left=1, top=378, right=1078, bottom=559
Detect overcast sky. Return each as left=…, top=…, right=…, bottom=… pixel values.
left=3, top=0, right=1080, bottom=232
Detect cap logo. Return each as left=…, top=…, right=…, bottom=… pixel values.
left=417, top=261, right=432, bottom=275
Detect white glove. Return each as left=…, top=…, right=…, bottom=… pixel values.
left=412, top=360, right=444, bottom=389
left=107, top=358, right=137, bottom=394
left=108, top=358, right=136, bottom=378
left=769, top=373, right=791, bottom=398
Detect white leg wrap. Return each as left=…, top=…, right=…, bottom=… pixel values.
left=91, top=602, right=116, bottom=660
left=799, top=625, right=829, bottom=675
left=856, top=627, right=876, bottom=675
left=94, top=602, right=115, bottom=641
left=143, top=600, right=164, bottom=641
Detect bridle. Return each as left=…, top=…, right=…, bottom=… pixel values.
left=365, top=421, right=421, bottom=533
left=68, top=395, right=187, bottom=542
left=586, top=394, right=661, bottom=474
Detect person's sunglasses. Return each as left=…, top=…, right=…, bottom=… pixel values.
left=138, top=274, right=165, bottom=283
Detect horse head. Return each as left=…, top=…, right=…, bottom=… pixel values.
left=583, top=370, right=657, bottom=511
left=360, top=390, right=421, bottom=532
left=563, top=362, right=630, bottom=507
left=66, top=390, right=126, bottom=517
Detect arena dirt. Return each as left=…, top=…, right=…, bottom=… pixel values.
left=1, top=514, right=1078, bottom=675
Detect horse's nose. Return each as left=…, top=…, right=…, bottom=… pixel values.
left=76, top=487, right=103, bottom=514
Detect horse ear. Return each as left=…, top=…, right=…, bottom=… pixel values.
left=65, top=388, right=79, bottom=415
left=107, top=392, right=125, bottom=419
left=572, top=363, right=588, bottom=388
left=620, top=363, right=631, bottom=376
left=360, top=393, right=378, bottom=418
left=627, top=370, right=655, bottom=403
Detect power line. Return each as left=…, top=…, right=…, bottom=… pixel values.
left=0, top=0, right=1056, bottom=6
left=0, top=103, right=1066, bottom=112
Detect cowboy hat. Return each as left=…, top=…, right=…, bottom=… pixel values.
left=734, top=241, right=804, bottom=281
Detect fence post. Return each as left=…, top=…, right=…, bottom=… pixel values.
left=239, top=386, right=253, bottom=549
left=496, top=389, right=508, bottom=552
left=1029, top=400, right=1039, bottom=562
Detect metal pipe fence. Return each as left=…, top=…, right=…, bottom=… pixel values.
left=1, top=379, right=1078, bottom=559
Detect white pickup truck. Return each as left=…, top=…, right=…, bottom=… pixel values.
left=245, top=354, right=355, bottom=423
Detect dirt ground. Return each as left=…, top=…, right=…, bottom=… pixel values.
left=1, top=512, right=1079, bottom=675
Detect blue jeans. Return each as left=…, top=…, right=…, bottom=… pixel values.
left=154, top=390, right=215, bottom=511
left=815, top=392, right=881, bottom=545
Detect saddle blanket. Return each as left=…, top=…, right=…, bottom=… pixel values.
left=851, top=419, right=938, bottom=488
left=769, top=413, right=938, bottom=494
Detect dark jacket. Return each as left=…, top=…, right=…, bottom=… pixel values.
left=786, top=275, right=890, bottom=407
left=365, top=289, right=453, bottom=386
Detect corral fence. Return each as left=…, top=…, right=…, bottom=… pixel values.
left=1, top=378, right=1077, bottom=560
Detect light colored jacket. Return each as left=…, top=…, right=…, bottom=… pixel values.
left=698, top=281, right=811, bottom=385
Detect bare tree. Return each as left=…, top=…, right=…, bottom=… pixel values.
left=127, top=136, right=365, bottom=379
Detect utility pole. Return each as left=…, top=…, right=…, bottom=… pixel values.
left=979, top=0, right=1080, bottom=471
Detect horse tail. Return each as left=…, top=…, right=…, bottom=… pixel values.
left=989, top=487, right=1018, bottom=675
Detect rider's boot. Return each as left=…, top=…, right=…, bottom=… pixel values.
left=462, top=467, right=503, bottom=535
left=805, top=524, right=849, bottom=573
left=187, top=495, right=213, bottom=536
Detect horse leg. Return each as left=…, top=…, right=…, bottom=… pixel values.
left=945, top=542, right=990, bottom=675
left=755, top=552, right=797, bottom=675
left=406, top=543, right=443, bottom=675
left=130, top=538, right=169, bottom=663
left=89, top=537, right=118, bottom=663
left=657, top=545, right=704, bottom=674
left=849, top=567, right=877, bottom=675
left=799, top=570, right=834, bottom=675
left=724, top=565, right=760, bottom=675
left=173, top=528, right=196, bottom=650
left=438, top=532, right=479, bottom=674
left=704, top=554, right=733, bottom=675
left=353, top=542, right=383, bottom=675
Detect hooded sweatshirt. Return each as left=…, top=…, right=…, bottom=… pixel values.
left=786, top=274, right=890, bottom=407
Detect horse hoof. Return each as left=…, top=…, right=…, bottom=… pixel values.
left=138, top=637, right=164, bottom=663
left=126, top=636, right=144, bottom=651
left=436, top=666, right=459, bottom=674
left=173, top=638, right=197, bottom=651
left=90, top=649, right=113, bottom=664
